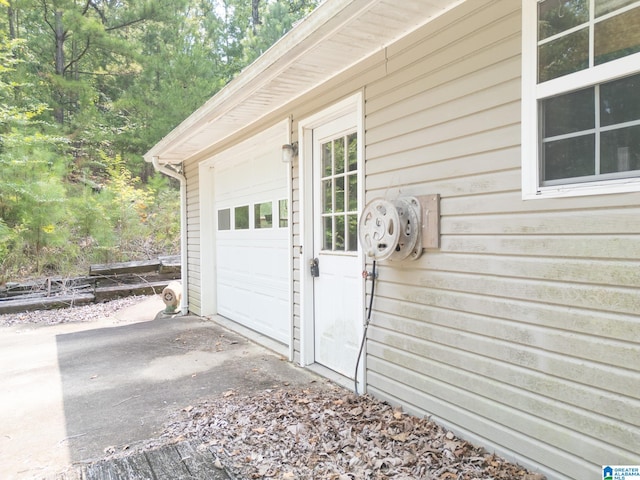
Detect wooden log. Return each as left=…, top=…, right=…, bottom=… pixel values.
left=0, top=287, right=92, bottom=303
left=94, top=281, right=169, bottom=302
left=0, top=293, right=95, bottom=315
left=175, top=441, right=230, bottom=480
left=144, top=444, right=192, bottom=479
left=0, top=276, right=97, bottom=298
left=89, top=259, right=161, bottom=276
left=83, top=454, right=155, bottom=480
left=158, top=255, right=181, bottom=275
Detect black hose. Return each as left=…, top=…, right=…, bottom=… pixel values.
left=354, top=260, right=376, bottom=395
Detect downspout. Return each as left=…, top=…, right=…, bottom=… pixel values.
left=152, top=156, right=189, bottom=315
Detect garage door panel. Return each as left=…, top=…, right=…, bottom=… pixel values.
left=213, top=120, right=290, bottom=346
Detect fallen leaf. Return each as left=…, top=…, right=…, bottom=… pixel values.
left=440, top=473, right=456, bottom=480
left=157, top=386, right=546, bottom=480
left=349, top=406, right=363, bottom=416
left=391, top=432, right=409, bottom=442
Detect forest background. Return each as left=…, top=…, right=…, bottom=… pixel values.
left=0, top=0, right=318, bottom=282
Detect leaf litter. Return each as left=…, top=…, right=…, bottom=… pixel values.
left=160, top=385, right=546, bottom=480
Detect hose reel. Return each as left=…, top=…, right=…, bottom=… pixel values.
left=358, top=196, right=423, bottom=261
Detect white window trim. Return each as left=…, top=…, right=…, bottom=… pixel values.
left=521, top=0, right=640, bottom=199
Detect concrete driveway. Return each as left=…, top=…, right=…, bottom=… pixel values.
left=0, top=296, right=320, bottom=479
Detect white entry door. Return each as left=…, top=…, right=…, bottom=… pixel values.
left=312, top=112, right=364, bottom=379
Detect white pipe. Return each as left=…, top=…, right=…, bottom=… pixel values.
left=152, top=156, right=189, bottom=315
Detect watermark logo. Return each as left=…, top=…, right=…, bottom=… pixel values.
left=603, top=466, right=640, bottom=480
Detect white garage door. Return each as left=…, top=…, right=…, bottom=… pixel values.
left=213, top=122, right=290, bottom=344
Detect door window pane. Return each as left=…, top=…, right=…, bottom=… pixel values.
left=335, top=215, right=345, bottom=251
left=347, top=174, right=357, bottom=211
left=334, top=137, right=345, bottom=175
left=335, top=176, right=345, bottom=213
left=594, top=7, right=640, bottom=65
left=234, top=205, right=249, bottom=230
left=323, top=216, right=332, bottom=250
left=347, top=133, right=357, bottom=172
left=347, top=214, right=358, bottom=252
left=218, top=209, right=231, bottom=231
left=322, top=179, right=332, bottom=213
left=322, top=142, right=332, bottom=177
left=320, top=131, right=358, bottom=252
left=254, top=202, right=273, bottom=229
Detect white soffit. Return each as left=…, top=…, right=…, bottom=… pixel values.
left=145, top=0, right=463, bottom=165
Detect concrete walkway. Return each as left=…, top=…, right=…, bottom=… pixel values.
left=0, top=296, right=320, bottom=479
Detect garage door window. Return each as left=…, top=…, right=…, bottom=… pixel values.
left=278, top=199, right=288, bottom=228
left=218, top=208, right=231, bottom=231
left=234, top=205, right=249, bottom=230
left=254, top=202, right=273, bottom=229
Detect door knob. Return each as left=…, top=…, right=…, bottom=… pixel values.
left=309, top=258, right=319, bottom=277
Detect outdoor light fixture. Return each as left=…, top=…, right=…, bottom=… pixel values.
left=282, top=142, right=298, bottom=163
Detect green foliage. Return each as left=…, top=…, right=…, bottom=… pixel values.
left=0, top=0, right=320, bottom=281
left=243, top=0, right=317, bottom=64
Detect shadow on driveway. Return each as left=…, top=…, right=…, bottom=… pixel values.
left=55, top=314, right=319, bottom=465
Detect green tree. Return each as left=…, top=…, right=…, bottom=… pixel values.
left=243, top=0, right=317, bottom=64
left=0, top=0, right=321, bottom=281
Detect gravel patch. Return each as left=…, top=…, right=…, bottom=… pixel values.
left=0, top=295, right=147, bottom=327
left=156, top=386, right=546, bottom=480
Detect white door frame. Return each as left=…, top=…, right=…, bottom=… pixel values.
left=298, top=92, right=365, bottom=388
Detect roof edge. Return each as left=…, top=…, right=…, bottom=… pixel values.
left=144, top=0, right=375, bottom=164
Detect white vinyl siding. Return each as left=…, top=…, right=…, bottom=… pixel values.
left=184, top=158, right=201, bottom=315
left=361, top=1, right=640, bottom=479
left=177, top=1, right=640, bottom=478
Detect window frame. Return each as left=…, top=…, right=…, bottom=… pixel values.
left=522, top=0, right=640, bottom=199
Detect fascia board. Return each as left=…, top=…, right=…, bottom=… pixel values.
left=144, top=0, right=374, bottom=164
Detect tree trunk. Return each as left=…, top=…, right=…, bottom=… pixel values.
left=54, top=10, right=65, bottom=123
left=8, top=1, right=17, bottom=39
left=54, top=10, right=65, bottom=76
left=251, top=0, right=261, bottom=32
